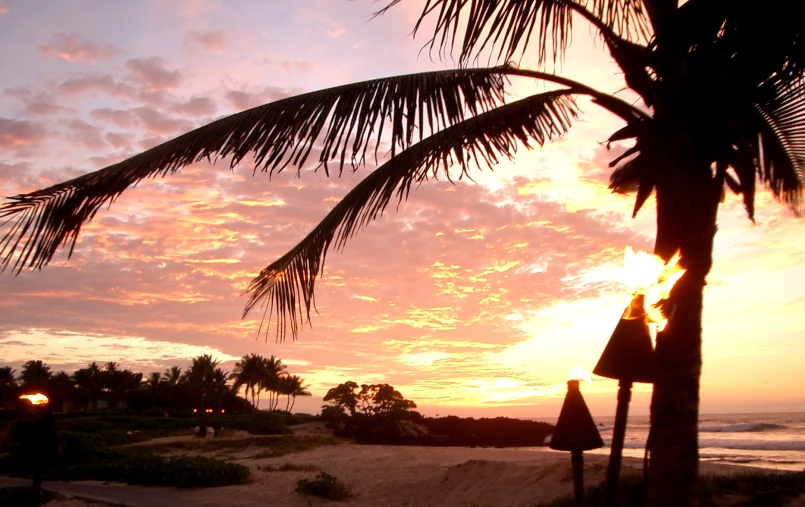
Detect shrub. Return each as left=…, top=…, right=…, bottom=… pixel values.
left=261, top=462, right=319, bottom=472
left=296, top=472, right=352, bottom=501
left=125, top=455, right=251, bottom=488
left=58, top=431, right=115, bottom=461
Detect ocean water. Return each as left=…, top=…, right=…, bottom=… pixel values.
left=574, top=412, right=805, bottom=471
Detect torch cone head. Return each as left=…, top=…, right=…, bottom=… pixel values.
left=549, top=380, right=604, bottom=451
left=593, top=314, right=657, bottom=383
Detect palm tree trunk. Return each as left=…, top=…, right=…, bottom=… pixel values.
left=647, top=161, right=721, bottom=507
left=290, top=395, right=296, bottom=413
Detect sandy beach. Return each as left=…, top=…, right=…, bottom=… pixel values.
left=3, top=423, right=794, bottom=507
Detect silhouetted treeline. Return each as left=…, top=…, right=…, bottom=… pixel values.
left=321, top=380, right=554, bottom=447
left=0, top=354, right=309, bottom=416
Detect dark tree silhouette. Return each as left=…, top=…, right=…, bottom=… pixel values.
left=232, top=353, right=265, bottom=409
left=20, top=360, right=52, bottom=390
left=1, top=2, right=803, bottom=504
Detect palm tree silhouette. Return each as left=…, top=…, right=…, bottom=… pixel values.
left=232, top=353, right=265, bottom=409
left=261, top=356, right=287, bottom=411
left=163, top=366, right=183, bottom=387
left=184, top=354, right=220, bottom=409
left=20, top=360, right=52, bottom=390
left=281, top=374, right=311, bottom=413
left=0, top=2, right=802, bottom=504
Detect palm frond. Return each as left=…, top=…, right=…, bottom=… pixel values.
left=378, top=0, right=650, bottom=66
left=608, top=152, right=655, bottom=217
left=0, top=68, right=511, bottom=274
left=245, top=90, right=579, bottom=341
left=753, top=81, right=805, bottom=213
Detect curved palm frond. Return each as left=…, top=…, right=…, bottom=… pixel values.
left=0, top=68, right=512, bottom=274
left=378, top=0, right=650, bottom=66
left=245, top=90, right=579, bottom=341
left=752, top=81, right=805, bottom=214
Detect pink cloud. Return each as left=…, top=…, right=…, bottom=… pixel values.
left=124, top=57, right=183, bottom=91
left=22, top=101, right=76, bottom=116
left=172, top=96, right=216, bottom=117
left=0, top=117, right=48, bottom=148
left=37, top=33, right=124, bottom=62
left=62, top=119, right=107, bottom=151
left=280, top=60, right=316, bottom=74
left=184, top=30, right=227, bottom=54
left=57, top=73, right=135, bottom=98
left=90, top=108, right=138, bottom=129
left=90, top=106, right=194, bottom=136
left=105, top=132, right=134, bottom=150
left=0, top=0, right=8, bottom=14
left=134, top=106, right=194, bottom=135
left=224, top=87, right=292, bottom=111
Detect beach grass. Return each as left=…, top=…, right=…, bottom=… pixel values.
left=131, top=434, right=341, bottom=459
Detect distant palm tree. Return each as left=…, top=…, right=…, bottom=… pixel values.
left=0, top=366, right=19, bottom=408
left=209, top=368, right=230, bottom=411
left=184, top=355, right=220, bottom=409
left=20, top=360, right=52, bottom=390
left=72, top=362, right=104, bottom=409
left=2, top=2, right=802, bottom=504
left=260, top=356, right=286, bottom=411
left=232, top=353, right=264, bottom=409
left=146, top=371, right=162, bottom=406
left=47, top=371, right=75, bottom=409
left=163, top=366, right=182, bottom=387
left=280, top=375, right=311, bottom=413
left=0, top=366, right=15, bottom=387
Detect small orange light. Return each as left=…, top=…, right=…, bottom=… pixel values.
left=221, top=409, right=225, bottom=414
left=193, top=408, right=197, bottom=413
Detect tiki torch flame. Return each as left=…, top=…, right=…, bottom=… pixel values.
left=622, top=246, right=685, bottom=331
left=567, top=367, right=593, bottom=385
left=19, top=393, right=49, bottom=405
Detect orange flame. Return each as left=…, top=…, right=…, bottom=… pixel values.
left=19, top=393, right=49, bottom=405
left=567, top=366, right=593, bottom=385
left=622, top=246, right=685, bottom=332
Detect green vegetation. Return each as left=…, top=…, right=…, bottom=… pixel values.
left=133, top=434, right=339, bottom=459
left=534, top=472, right=805, bottom=507
left=0, top=425, right=253, bottom=488
left=125, top=455, right=250, bottom=488
left=296, top=472, right=352, bottom=501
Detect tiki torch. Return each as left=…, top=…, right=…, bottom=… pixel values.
left=549, top=369, right=603, bottom=507
left=593, top=247, right=684, bottom=507
left=18, top=393, right=58, bottom=506
left=593, top=298, right=656, bottom=507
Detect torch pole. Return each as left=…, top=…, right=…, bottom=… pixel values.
left=604, top=379, right=632, bottom=507
left=571, top=449, right=585, bottom=507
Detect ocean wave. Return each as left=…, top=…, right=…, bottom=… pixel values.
left=701, top=454, right=803, bottom=465
left=699, top=439, right=805, bottom=451
left=698, top=423, right=787, bottom=433
left=611, top=439, right=805, bottom=452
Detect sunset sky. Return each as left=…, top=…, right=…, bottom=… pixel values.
left=1, top=0, right=803, bottom=418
